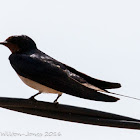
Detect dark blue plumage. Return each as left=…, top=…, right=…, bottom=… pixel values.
left=9, top=49, right=119, bottom=102
left=1, top=35, right=121, bottom=102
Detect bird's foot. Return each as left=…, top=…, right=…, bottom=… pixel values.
left=29, top=96, right=37, bottom=101
left=54, top=100, right=59, bottom=104
left=29, top=92, right=41, bottom=101
left=53, top=94, right=61, bottom=104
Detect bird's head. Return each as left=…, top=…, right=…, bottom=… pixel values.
left=0, top=35, right=37, bottom=53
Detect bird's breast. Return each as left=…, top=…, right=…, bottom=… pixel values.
left=18, top=75, right=62, bottom=95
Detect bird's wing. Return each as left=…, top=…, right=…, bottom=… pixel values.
left=63, top=64, right=121, bottom=89
left=9, top=53, right=119, bottom=102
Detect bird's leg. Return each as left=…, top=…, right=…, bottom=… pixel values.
left=54, top=94, right=62, bottom=104
left=29, top=92, right=42, bottom=101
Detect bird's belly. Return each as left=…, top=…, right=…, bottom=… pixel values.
left=18, top=75, right=62, bottom=95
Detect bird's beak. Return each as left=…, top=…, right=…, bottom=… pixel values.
left=0, top=41, right=8, bottom=45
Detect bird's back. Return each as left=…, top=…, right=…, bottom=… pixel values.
left=9, top=49, right=119, bottom=102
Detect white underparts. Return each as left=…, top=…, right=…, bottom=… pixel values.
left=18, top=75, right=62, bottom=95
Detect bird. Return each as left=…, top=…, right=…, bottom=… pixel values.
left=0, top=35, right=122, bottom=103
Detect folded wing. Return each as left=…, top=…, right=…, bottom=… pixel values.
left=9, top=51, right=120, bottom=102
left=63, top=64, right=121, bottom=90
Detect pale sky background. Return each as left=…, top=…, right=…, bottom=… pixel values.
left=0, top=0, right=140, bottom=140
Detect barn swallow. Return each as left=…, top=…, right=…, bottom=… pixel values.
left=0, top=35, right=121, bottom=103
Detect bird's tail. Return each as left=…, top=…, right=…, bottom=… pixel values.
left=73, top=89, right=120, bottom=102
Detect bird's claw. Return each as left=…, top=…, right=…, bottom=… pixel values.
left=29, top=97, right=37, bottom=101
left=54, top=100, right=59, bottom=104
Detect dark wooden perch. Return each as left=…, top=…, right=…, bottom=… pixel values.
left=0, top=97, right=140, bottom=130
